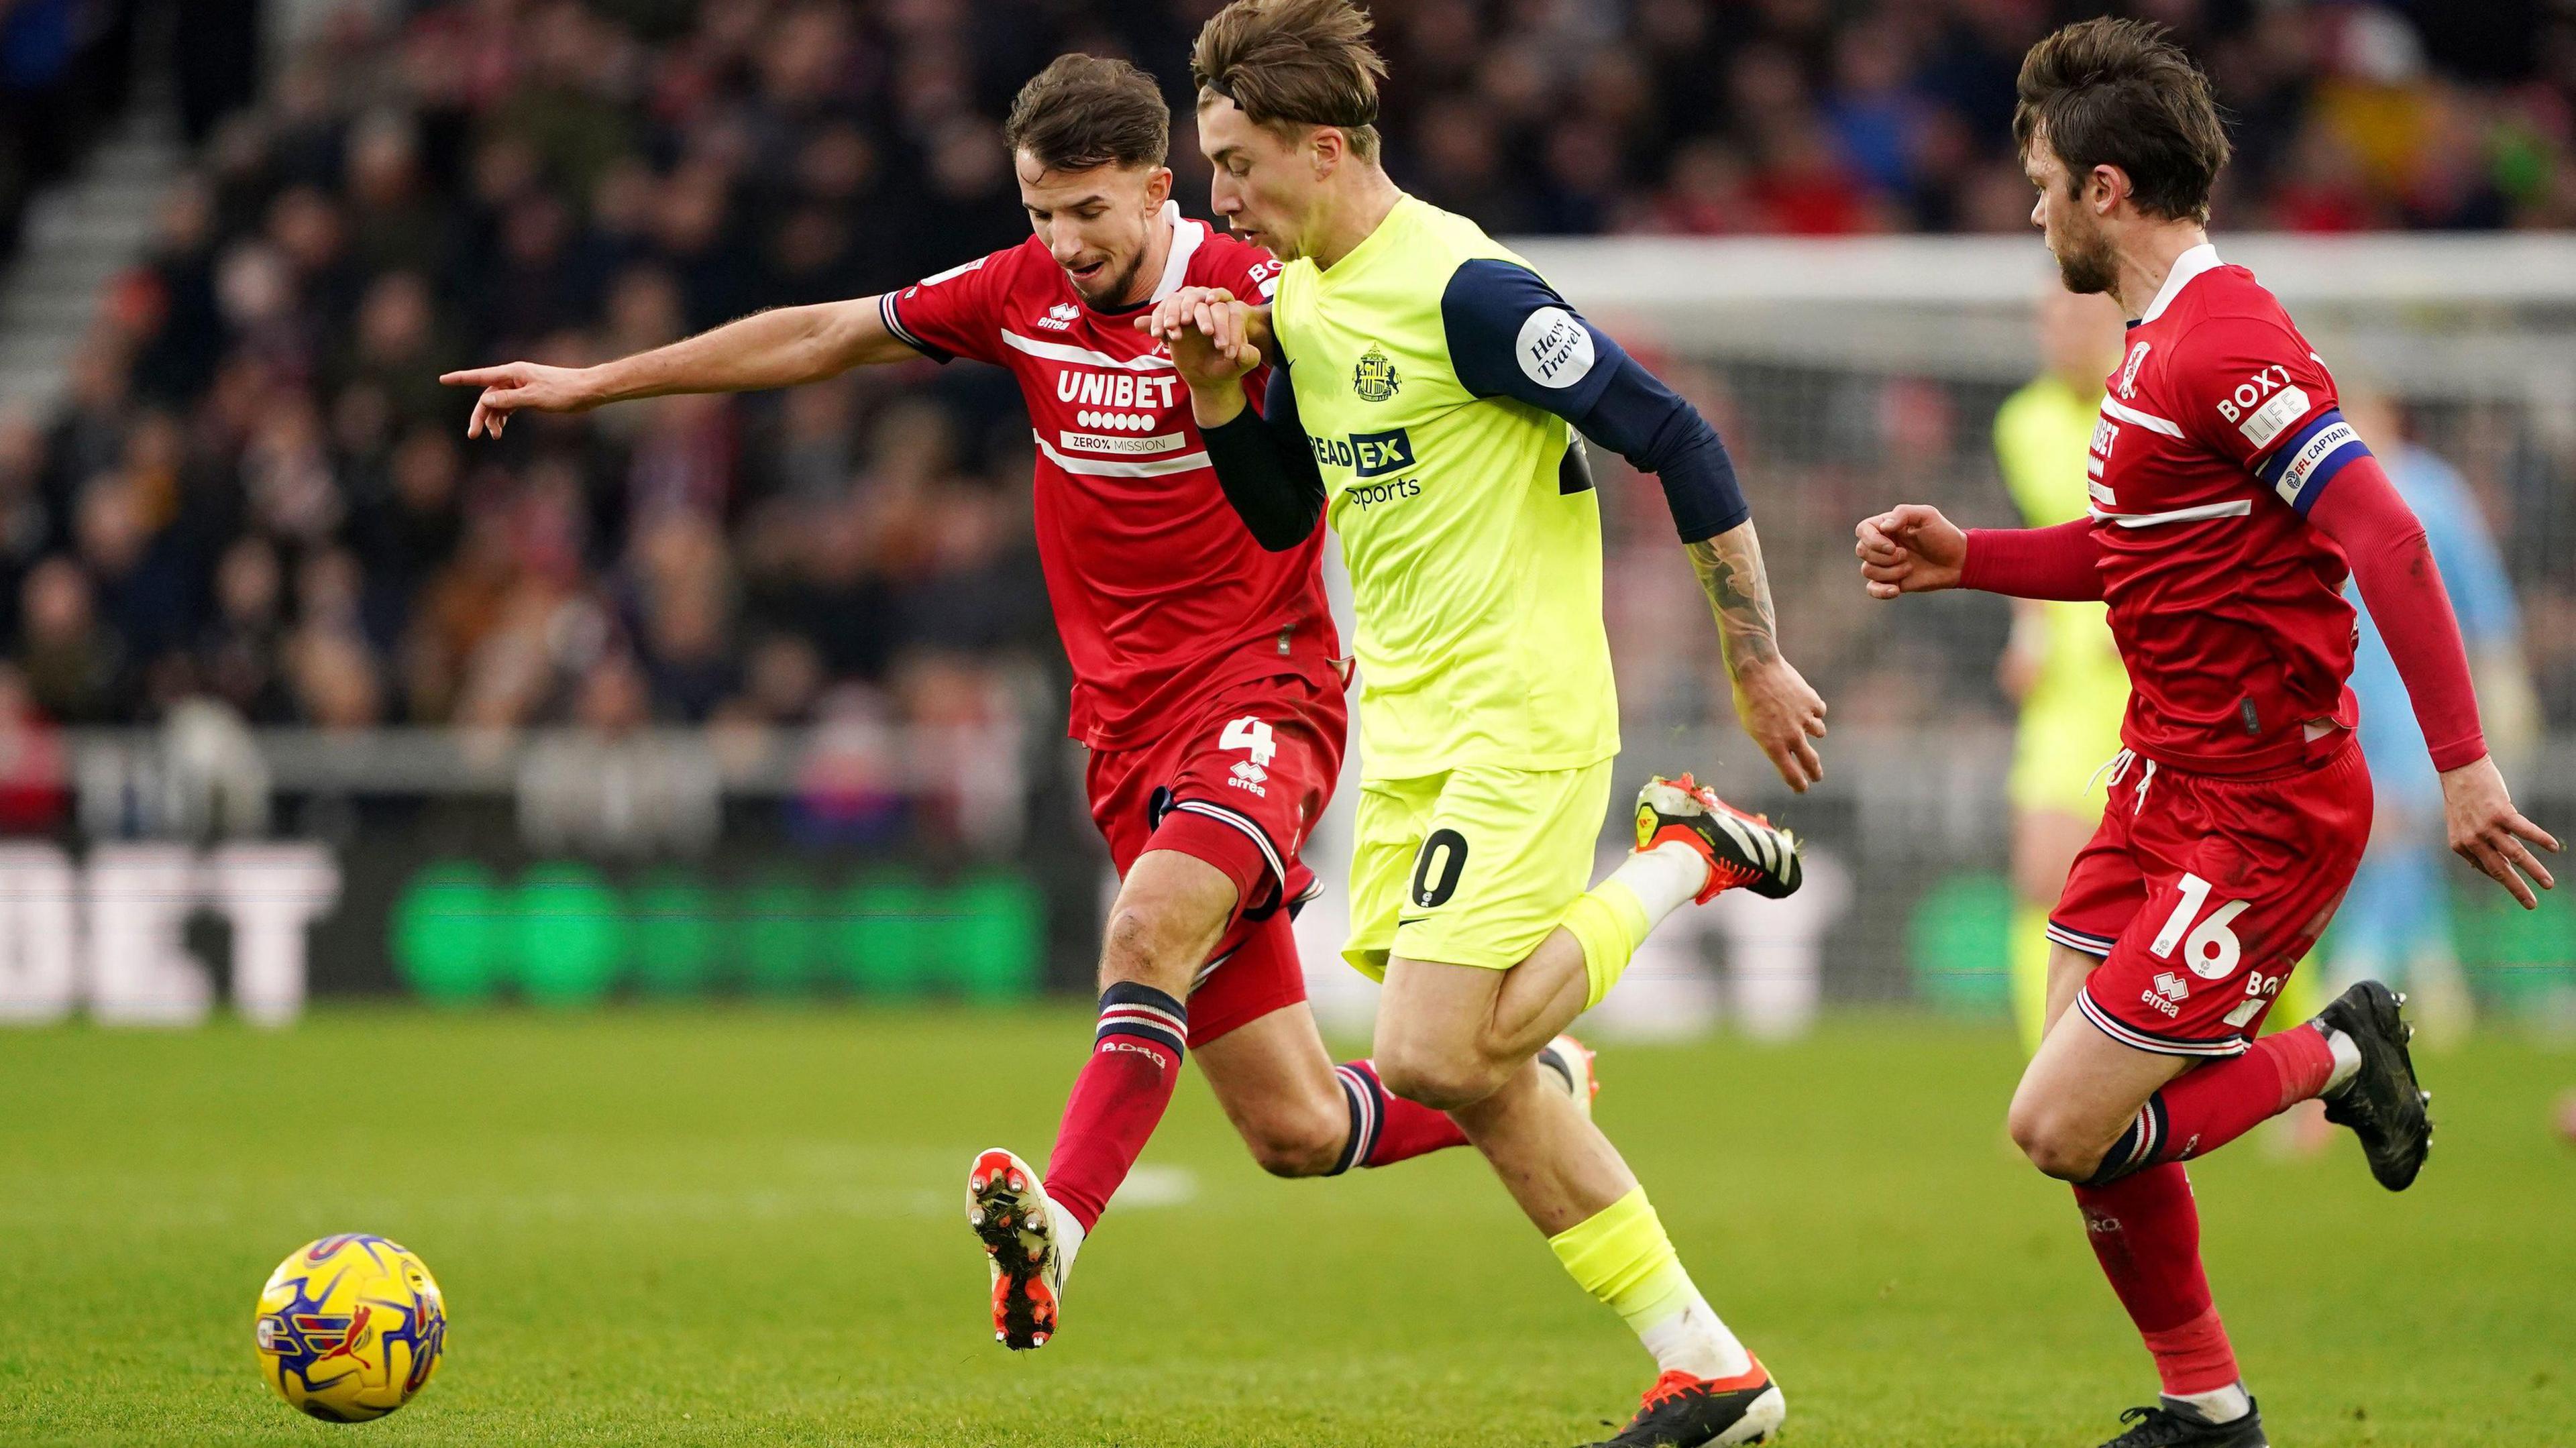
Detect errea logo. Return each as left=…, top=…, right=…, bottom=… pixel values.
left=1037, top=302, right=1081, bottom=332
left=2143, top=970, right=2190, bottom=1019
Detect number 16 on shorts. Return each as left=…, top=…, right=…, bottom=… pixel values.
left=2149, top=873, right=2247, bottom=979
left=2147, top=872, right=2278, bottom=1032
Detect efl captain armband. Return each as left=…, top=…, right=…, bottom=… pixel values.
left=2256, top=408, right=2369, bottom=514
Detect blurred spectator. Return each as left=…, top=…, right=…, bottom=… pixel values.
left=286, top=624, right=385, bottom=732
left=1, top=0, right=2568, bottom=760
left=198, top=535, right=290, bottom=723
left=18, top=558, right=125, bottom=724
left=0, top=665, right=68, bottom=832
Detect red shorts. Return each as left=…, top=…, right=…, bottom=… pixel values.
left=1085, top=669, right=1348, bottom=1047
left=2049, top=738, right=2371, bottom=1058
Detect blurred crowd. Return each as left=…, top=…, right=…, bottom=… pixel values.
left=1392, top=0, right=2576, bottom=236
left=1, top=0, right=2573, bottom=751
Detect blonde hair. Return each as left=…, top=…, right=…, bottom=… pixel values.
left=1191, top=0, right=1387, bottom=161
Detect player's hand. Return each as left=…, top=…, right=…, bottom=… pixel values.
left=1138, top=287, right=1260, bottom=390
left=1855, top=505, right=1966, bottom=597
left=1733, top=655, right=1828, bottom=793
left=438, top=361, right=602, bottom=439
left=2439, top=754, right=2559, bottom=908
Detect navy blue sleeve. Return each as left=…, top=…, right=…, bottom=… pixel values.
left=1440, top=258, right=1750, bottom=541
left=1201, top=359, right=1327, bottom=551
left=1263, top=359, right=1299, bottom=427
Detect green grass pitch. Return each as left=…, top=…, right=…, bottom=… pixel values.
left=1, top=1007, right=2569, bottom=1446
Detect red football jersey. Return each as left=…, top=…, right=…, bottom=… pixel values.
left=2085, top=244, right=2371, bottom=776
left=879, top=206, right=1338, bottom=749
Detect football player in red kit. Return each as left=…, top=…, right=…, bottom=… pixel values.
left=444, top=56, right=1618, bottom=1352
left=1856, top=21, right=2559, bottom=1448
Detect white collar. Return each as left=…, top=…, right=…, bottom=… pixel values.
left=2139, top=241, right=2222, bottom=325
left=1146, top=202, right=1203, bottom=304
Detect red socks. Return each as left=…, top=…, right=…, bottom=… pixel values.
left=1045, top=989, right=1472, bottom=1233
left=2072, top=1164, right=2241, bottom=1397
left=2090, top=1024, right=2337, bottom=1182
left=2068, top=1030, right=2334, bottom=1401
left=1043, top=982, right=1189, bottom=1233
left=1330, top=1059, right=1469, bottom=1172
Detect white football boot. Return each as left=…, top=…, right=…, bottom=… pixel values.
left=966, top=1148, right=1082, bottom=1349
left=1537, top=1034, right=1601, bottom=1120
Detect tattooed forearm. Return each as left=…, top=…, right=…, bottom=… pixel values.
left=1686, top=521, right=1782, bottom=677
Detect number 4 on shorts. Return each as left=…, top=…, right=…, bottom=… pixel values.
left=1220, top=716, right=1277, bottom=766
left=2149, top=872, right=2249, bottom=981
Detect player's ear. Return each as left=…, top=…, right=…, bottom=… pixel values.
left=2089, top=164, right=2127, bottom=215
left=1145, top=166, right=1172, bottom=209
left=1309, top=124, right=1341, bottom=178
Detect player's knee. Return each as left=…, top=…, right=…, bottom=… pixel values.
left=1095, top=902, right=1204, bottom=997
left=1373, top=1042, right=1499, bottom=1113
left=1096, top=856, right=1236, bottom=995
left=1240, top=1110, right=1346, bottom=1178
left=2008, top=1101, right=2106, bottom=1182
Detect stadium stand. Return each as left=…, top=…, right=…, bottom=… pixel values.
left=0, top=0, right=2569, bottom=744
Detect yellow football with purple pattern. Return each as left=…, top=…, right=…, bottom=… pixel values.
left=253, top=1235, right=447, bottom=1422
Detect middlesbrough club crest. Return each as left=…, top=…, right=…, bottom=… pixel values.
left=2116, top=339, right=2151, bottom=398
left=1352, top=346, right=1399, bottom=402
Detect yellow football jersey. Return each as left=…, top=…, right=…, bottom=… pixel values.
left=1994, top=373, right=2129, bottom=813
left=1271, top=196, right=1617, bottom=781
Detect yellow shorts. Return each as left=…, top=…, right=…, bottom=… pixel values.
left=1343, top=760, right=1614, bottom=979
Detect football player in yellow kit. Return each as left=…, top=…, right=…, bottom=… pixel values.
left=1148, top=3, right=1829, bottom=1443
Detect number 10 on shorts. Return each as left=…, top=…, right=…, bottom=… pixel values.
left=2149, top=872, right=2249, bottom=981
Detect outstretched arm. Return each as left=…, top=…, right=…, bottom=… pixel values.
left=440, top=296, right=918, bottom=438
left=2305, top=452, right=2559, bottom=905
left=1856, top=508, right=2101, bottom=601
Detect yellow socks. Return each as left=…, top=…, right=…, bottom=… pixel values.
left=1560, top=882, right=1652, bottom=1011
left=1560, top=841, right=1708, bottom=1009
left=1548, top=1186, right=1751, bottom=1378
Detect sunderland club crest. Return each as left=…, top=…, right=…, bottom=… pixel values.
left=1352, top=346, right=1399, bottom=402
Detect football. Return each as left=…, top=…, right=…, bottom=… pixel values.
left=252, top=1235, right=447, bottom=1422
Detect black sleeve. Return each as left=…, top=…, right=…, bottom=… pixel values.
left=1201, top=361, right=1328, bottom=552
left=1440, top=258, right=1751, bottom=541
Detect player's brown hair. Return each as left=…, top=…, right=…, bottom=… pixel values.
left=1004, top=54, right=1170, bottom=173
left=2012, top=18, right=2231, bottom=223
left=1190, top=0, right=1387, bottom=162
